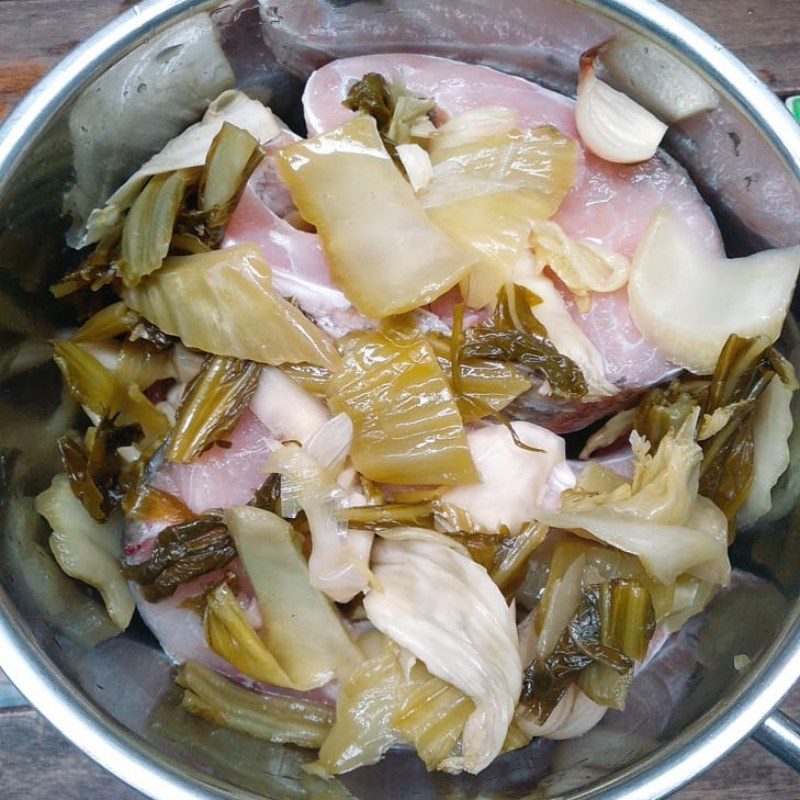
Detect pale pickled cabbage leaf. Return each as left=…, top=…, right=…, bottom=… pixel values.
left=35, top=474, right=134, bottom=630
left=225, top=506, right=363, bottom=688
left=442, top=421, right=566, bottom=534
left=276, top=115, right=474, bottom=317
left=264, top=442, right=372, bottom=604
left=628, top=208, right=800, bottom=374
left=395, top=143, right=433, bottom=192
left=427, top=107, right=519, bottom=154
left=81, top=91, right=280, bottom=247
left=419, top=126, right=578, bottom=308
left=529, top=220, right=630, bottom=313
left=536, top=419, right=730, bottom=585
left=363, top=532, right=521, bottom=774
left=122, top=243, right=339, bottom=368
left=739, top=374, right=794, bottom=526
left=327, top=327, right=477, bottom=485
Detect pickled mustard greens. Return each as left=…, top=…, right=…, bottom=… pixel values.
left=225, top=506, right=363, bottom=688
left=167, top=355, right=260, bottom=463
left=276, top=115, right=474, bottom=317
left=33, top=62, right=800, bottom=781
left=327, top=327, right=478, bottom=485
left=342, top=73, right=436, bottom=166
left=521, top=579, right=654, bottom=722
left=124, top=515, right=236, bottom=601
left=178, top=661, right=334, bottom=749
left=123, top=244, right=339, bottom=368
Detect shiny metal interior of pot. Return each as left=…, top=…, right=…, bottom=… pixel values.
left=0, top=1, right=799, bottom=799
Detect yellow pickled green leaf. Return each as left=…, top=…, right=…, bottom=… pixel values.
left=167, top=355, right=260, bottom=463
left=276, top=115, right=474, bottom=318
left=122, top=243, right=339, bottom=369
left=327, top=328, right=478, bottom=485
left=178, top=661, right=334, bottom=749
left=72, top=302, right=140, bottom=342
left=119, top=169, right=193, bottom=288
left=225, top=506, right=363, bottom=689
left=204, top=582, right=296, bottom=688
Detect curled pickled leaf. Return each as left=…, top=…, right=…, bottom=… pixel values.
left=278, top=363, right=332, bottom=398
left=52, top=340, right=169, bottom=449
left=225, top=506, right=363, bottom=688
left=58, top=418, right=142, bottom=522
left=204, top=582, right=296, bottom=687
left=122, top=482, right=194, bottom=526
left=392, top=671, right=474, bottom=771
left=327, top=327, right=477, bottom=485
left=178, top=122, right=264, bottom=248
left=167, top=355, right=260, bottom=463
left=521, top=579, right=652, bottom=721
left=72, top=301, right=140, bottom=342
left=123, top=244, right=339, bottom=368
left=419, top=126, right=578, bottom=308
left=124, top=515, right=236, bottom=601
left=118, top=169, right=193, bottom=288
left=529, top=219, right=630, bottom=313
left=35, top=473, right=134, bottom=630
left=177, top=661, right=334, bottom=749
left=427, top=106, right=519, bottom=154
left=342, top=72, right=435, bottom=166
left=50, top=233, right=119, bottom=299
left=276, top=115, right=474, bottom=318
left=307, top=647, right=407, bottom=776
left=457, top=286, right=589, bottom=400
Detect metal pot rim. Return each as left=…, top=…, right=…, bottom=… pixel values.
left=0, top=1, right=799, bottom=798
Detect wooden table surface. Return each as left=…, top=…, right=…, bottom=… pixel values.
left=1, top=1, right=799, bottom=798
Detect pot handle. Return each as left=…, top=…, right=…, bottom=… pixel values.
left=753, top=710, right=800, bottom=771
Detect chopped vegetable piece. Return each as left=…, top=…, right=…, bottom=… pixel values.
left=52, top=340, right=169, bottom=450
left=276, top=115, right=474, bottom=317
left=124, top=515, right=235, bottom=601
left=419, top=126, right=577, bottom=308
left=177, top=661, right=334, bottom=749
left=536, top=416, right=731, bottom=586
left=427, top=106, right=519, bottom=154
left=529, top=219, right=630, bottom=313
left=225, top=506, right=363, bottom=688
left=118, top=169, right=193, bottom=288
left=327, top=327, right=477, bottom=484
left=264, top=443, right=370, bottom=604
left=342, top=72, right=435, bottom=165
left=458, top=286, right=589, bottom=399
left=58, top=418, right=142, bottom=522
left=307, top=648, right=407, bottom=776
left=279, top=363, right=332, bottom=398
left=72, top=301, right=140, bottom=342
left=35, top=473, right=134, bottom=630
left=204, top=582, right=296, bottom=688
left=392, top=672, right=475, bottom=771
left=167, top=355, right=260, bottom=463
left=78, top=90, right=280, bottom=249
left=122, top=243, right=339, bottom=368
left=122, top=482, right=194, bottom=526
left=521, top=579, right=653, bottom=721
left=628, top=207, right=800, bottom=374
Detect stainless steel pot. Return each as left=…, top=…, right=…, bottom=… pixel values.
left=1, top=1, right=799, bottom=798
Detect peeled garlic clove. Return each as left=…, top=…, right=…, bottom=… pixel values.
left=575, top=55, right=668, bottom=164
left=628, top=207, right=800, bottom=374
